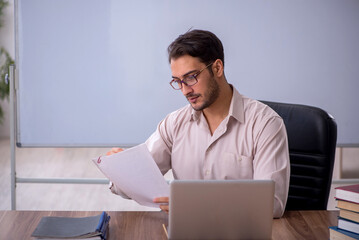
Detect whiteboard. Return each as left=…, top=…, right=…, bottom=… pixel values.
left=15, top=0, right=359, bottom=147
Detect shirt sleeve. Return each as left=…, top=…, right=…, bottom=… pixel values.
left=252, top=115, right=290, bottom=218
left=109, top=181, right=131, bottom=199
left=110, top=115, right=174, bottom=198
left=145, top=117, right=173, bottom=176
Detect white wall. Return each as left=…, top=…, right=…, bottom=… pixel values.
left=0, top=0, right=14, bottom=138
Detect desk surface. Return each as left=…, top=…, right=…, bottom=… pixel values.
left=0, top=210, right=338, bottom=240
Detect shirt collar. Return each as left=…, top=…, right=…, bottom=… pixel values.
left=189, top=85, right=244, bottom=124
left=190, top=107, right=201, bottom=121
left=228, top=86, right=244, bottom=124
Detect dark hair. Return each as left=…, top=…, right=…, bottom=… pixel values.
left=167, top=29, right=225, bottom=69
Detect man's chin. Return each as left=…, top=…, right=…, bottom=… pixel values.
left=190, top=102, right=205, bottom=111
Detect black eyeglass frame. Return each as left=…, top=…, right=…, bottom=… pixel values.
left=169, top=62, right=214, bottom=90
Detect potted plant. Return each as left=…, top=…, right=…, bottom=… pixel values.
left=0, top=0, right=14, bottom=123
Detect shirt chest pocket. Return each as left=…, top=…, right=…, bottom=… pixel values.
left=217, top=152, right=253, bottom=179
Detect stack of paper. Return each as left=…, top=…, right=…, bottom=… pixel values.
left=31, top=212, right=110, bottom=240
left=92, top=143, right=169, bottom=207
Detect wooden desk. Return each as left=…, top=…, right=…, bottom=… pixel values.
left=0, top=210, right=338, bottom=240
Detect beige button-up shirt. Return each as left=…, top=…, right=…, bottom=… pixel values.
left=145, top=87, right=290, bottom=218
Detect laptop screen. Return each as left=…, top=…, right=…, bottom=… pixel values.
left=169, top=180, right=274, bottom=240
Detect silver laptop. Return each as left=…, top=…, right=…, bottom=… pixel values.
left=169, top=180, right=274, bottom=240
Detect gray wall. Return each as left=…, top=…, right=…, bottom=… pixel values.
left=14, top=0, right=359, bottom=146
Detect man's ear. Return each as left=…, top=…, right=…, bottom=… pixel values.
left=212, top=59, right=224, bottom=78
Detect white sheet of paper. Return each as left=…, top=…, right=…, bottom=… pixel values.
left=92, top=143, right=169, bottom=208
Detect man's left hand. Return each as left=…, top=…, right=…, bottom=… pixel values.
left=153, top=197, right=169, bottom=213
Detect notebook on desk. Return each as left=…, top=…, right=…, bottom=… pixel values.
left=168, top=179, right=274, bottom=240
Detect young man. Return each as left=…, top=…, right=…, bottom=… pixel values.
left=110, top=29, right=290, bottom=218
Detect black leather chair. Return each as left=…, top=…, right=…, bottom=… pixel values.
left=261, top=101, right=337, bottom=210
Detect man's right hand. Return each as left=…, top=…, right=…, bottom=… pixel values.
left=106, top=147, right=124, bottom=156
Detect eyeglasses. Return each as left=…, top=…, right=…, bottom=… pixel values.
left=169, top=62, right=213, bottom=90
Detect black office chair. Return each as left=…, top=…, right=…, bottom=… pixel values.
left=260, top=101, right=337, bottom=210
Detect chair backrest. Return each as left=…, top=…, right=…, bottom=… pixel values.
left=261, top=101, right=337, bottom=210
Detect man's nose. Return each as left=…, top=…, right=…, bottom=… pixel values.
left=181, top=84, right=193, bottom=96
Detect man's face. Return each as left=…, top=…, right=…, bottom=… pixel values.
left=170, top=55, right=220, bottom=111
